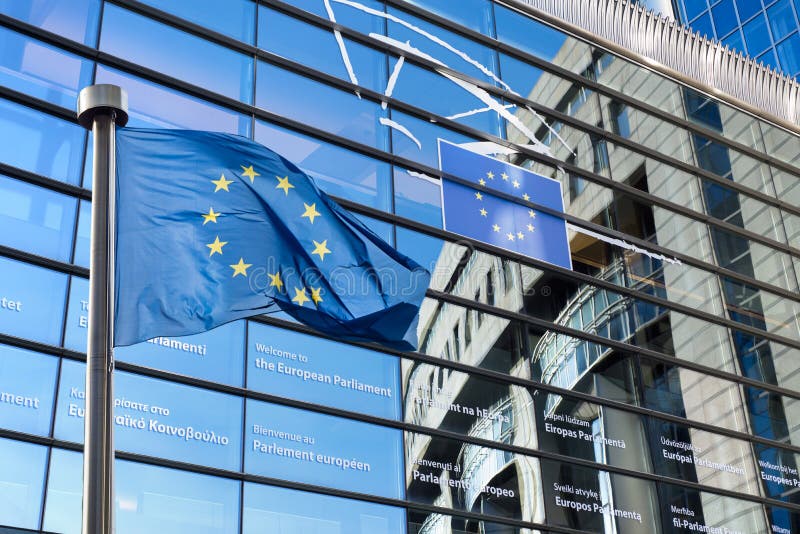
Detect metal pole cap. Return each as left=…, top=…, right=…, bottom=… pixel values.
left=77, top=84, right=129, bottom=130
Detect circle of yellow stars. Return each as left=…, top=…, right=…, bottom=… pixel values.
left=474, top=169, right=535, bottom=241
left=201, top=165, right=328, bottom=308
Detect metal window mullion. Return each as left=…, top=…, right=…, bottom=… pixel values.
left=4, top=311, right=800, bottom=461
left=1, top=382, right=799, bottom=519
left=5, top=80, right=799, bottom=311
left=2, top=12, right=800, bottom=265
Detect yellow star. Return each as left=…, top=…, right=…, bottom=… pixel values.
left=522, top=193, right=530, bottom=201
left=529, top=210, right=536, bottom=218
left=212, top=174, right=233, bottom=192
left=479, top=208, right=488, bottom=217
left=527, top=223, right=535, bottom=232
left=501, top=172, right=509, bottom=181
left=478, top=178, right=486, bottom=186
left=492, top=224, right=500, bottom=232
left=301, top=203, right=322, bottom=224
left=241, top=165, right=260, bottom=183
left=475, top=192, right=483, bottom=200
left=206, top=236, right=227, bottom=257
left=512, top=179, right=520, bottom=188
left=202, top=207, right=220, bottom=225
left=487, top=171, right=494, bottom=179
left=268, top=272, right=284, bottom=292
left=292, top=287, right=310, bottom=306
left=230, top=258, right=251, bottom=277
left=506, top=232, right=515, bottom=241
left=310, top=286, right=323, bottom=305
left=311, top=239, right=331, bottom=261
left=517, top=232, right=524, bottom=240
left=276, top=175, right=295, bottom=195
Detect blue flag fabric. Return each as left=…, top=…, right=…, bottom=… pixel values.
left=439, top=140, right=572, bottom=270
left=114, top=128, right=430, bottom=350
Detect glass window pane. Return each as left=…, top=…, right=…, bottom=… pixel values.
left=683, top=0, right=710, bottom=20
left=0, top=99, right=86, bottom=185
left=245, top=398, right=404, bottom=499
left=0, top=256, right=67, bottom=345
left=691, top=11, right=715, bottom=38
left=405, top=430, right=662, bottom=526
left=758, top=48, right=780, bottom=69
left=390, top=62, right=503, bottom=136
left=647, top=417, right=760, bottom=495
left=403, top=0, right=494, bottom=35
left=386, top=6, right=499, bottom=86
left=42, top=448, right=82, bottom=534
left=0, top=0, right=100, bottom=45
left=258, top=6, right=388, bottom=94
left=498, top=53, right=547, bottom=99
left=73, top=200, right=90, bottom=267
left=281, top=0, right=386, bottom=35
left=253, top=120, right=392, bottom=211
left=44, top=449, right=241, bottom=534
left=54, top=361, right=243, bottom=470
left=742, top=13, right=772, bottom=56
left=503, top=56, right=600, bottom=124
left=0, top=438, right=47, bottom=530
left=409, top=509, right=545, bottom=534
left=135, top=0, right=255, bottom=43
left=0, top=27, right=94, bottom=110
left=768, top=0, right=796, bottom=41
left=389, top=109, right=478, bottom=169
left=722, top=28, right=745, bottom=51
left=247, top=322, right=401, bottom=419
left=116, top=321, right=246, bottom=386
left=95, top=65, right=251, bottom=135
left=737, top=0, right=763, bottom=21
left=65, top=270, right=246, bottom=384
left=767, top=505, right=800, bottom=534
left=100, top=4, right=253, bottom=103
left=776, top=32, right=800, bottom=75
left=754, top=445, right=800, bottom=504
left=243, top=481, right=405, bottom=534
left=393, top=167, right=442, bottom=228
left=256, top=62, right=387, bottom=149
left=712, top=0, right=739, bottom=36
left=593, top=53, right=684, bottom=117
left=0, top=344, right=58, bottom=436
left=62, top=276, right=88, bottom=352
left=396, top=226, right=444, bottom=273
left=0, top=174, right=77, bottom=261
left=115, top=460, right=241, bottom=534
left=659, top=481, right=768, bottom=533
left=352, top=211, right=394, bottom=244
left=494, top=4, right=569, bottom=64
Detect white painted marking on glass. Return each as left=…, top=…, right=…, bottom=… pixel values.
left=334, top=0, right=512, bottom=91
left=323, top=0, right=361, bottom=96
left=439, top=72, right=551, bottom=156
left=383, top=55, right=406, bottom=109
left=566, top=223, right=682, bottom=265
left=380, top=117, right=422, bottom=149
left=447, top=104, right=516, bottom=120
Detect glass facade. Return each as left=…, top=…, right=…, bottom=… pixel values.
left=672, top=0, right=800, bottom=78
left=0, top=0, right=799, bottom=532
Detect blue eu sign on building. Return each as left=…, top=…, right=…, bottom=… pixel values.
left=439, top=140, right=572, bottom=270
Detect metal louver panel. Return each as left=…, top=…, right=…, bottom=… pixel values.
left=512, top=0, right=800, bottom=128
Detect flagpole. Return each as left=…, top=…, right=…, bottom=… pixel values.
left=77, top=84, right=128, bottom=534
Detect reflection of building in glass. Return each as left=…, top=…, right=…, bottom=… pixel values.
left=405, top=3, right=799, bottom=531
left=0, top=0, right=799, bottom=533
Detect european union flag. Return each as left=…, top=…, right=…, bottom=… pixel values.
left=114, top=128, right=430, bottom=351
left=439, top=140, right=572, bottom=270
